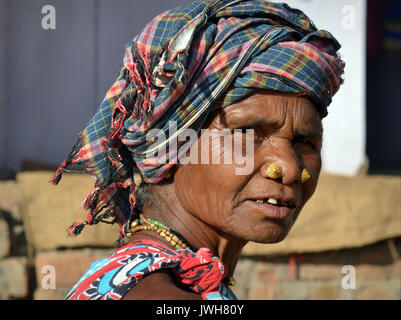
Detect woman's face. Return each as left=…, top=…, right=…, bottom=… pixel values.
left=174, top=91, right=323, bottom=243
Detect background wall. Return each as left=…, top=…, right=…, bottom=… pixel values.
left=366, top=0, right=401, bottom=174
left=0, top=0, right=190, bottom=172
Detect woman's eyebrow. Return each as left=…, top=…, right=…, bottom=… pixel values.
left=295, top=126, right=323, bottom=141
left=223, top=112, right=282, bottom=128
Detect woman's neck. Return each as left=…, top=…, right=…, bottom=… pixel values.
left=139, top=182, right=247, bottom=279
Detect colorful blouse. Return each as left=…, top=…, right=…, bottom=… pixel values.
left=65, top=239, right=237, bottom=300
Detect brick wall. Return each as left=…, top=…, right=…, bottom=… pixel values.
left=33, top=248, right=112, bottom=299
left=0, top=180, right=31, bottom=299
left=234, top=238, right=401, bottom=300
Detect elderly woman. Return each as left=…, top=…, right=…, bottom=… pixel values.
left=51, top=0, right=344, bottom=300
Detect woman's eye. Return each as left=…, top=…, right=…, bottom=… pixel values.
left=232, top=127, right=264, bottom=146
left=293, top=136, right=315, bottom=149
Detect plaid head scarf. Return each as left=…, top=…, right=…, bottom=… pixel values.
left=50, top=0, right=345, bottom=245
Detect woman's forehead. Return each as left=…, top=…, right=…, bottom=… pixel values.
left=221, top=92, right=322, bottom=130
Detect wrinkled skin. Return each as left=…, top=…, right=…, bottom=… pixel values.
left=124, top=91, right=323, bottom=300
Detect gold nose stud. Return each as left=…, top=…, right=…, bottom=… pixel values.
left=266, top=163, right=283, bottom=180
left=301, top=168, right=311, bottom=183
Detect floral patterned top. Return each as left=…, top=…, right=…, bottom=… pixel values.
left=65, top=239, right=237, bottom=300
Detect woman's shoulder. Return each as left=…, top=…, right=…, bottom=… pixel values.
left=122, top=269, right=202, bottom=300
left=65, top=239, right=186, bottom=300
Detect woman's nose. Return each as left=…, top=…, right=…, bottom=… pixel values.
left=261, top=142, right=302, bottom=185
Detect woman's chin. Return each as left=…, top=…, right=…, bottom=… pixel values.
left=244, top=221, right=293, bottom=244
left=254, top=234, right=288, bottom=244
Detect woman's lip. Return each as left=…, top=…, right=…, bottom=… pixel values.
left=249, top=197, right=296, bottom=208
left=241, top=200, right=294, bottom=220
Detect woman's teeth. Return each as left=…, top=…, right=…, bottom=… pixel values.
left=267, top=198, right=278, bottom=205
left=255, top=198, right=291, bottom=207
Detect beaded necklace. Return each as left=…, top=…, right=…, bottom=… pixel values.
left=126, top=214, right=236, bottom=286
left=126, top=214, right=198, bottom=252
